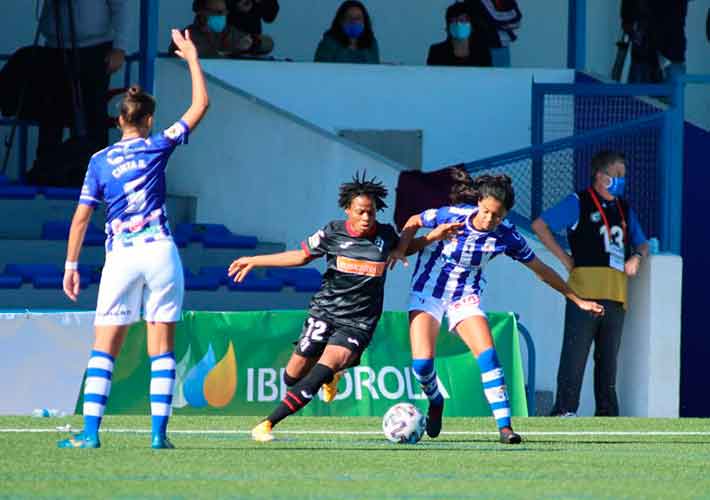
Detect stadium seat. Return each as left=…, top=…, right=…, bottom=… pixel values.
left=0, top=175, right=10, bottom=185
left=266, top=268, right=322, bottom=292
left=0, top=274, right=22, bottom=288
left=0, top=185, right=39, bottom=199
left=41, top=220, right=105, bottom=246
left=41, top=187, right=81, bottom=200
left=184, top=269, right=221, bottom=291
left=5, top=263, right=62, bottom=283
left=183, top=223, right=258, bottom=249
left=172, top=223, right=194, bottom=248
left=227, top=274, right=283, bottom=292
left=199, top=266, right=231, bottom=285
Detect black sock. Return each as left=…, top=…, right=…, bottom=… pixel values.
left=268, top=364, right=334, bottom=426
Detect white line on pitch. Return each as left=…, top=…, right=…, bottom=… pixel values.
left=2, top=428, right=710, bottom=436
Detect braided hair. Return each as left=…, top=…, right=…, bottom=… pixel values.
left=338, top=171, right=388, bottom=211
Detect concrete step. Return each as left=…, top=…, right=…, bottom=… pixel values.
left=0, top=284, right=311, bottom=311
left=0, top=239, right=285, bottom=274
left=0, top=194, right=196, bottom=239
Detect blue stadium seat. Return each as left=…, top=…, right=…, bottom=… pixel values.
left=184, top=269, right=221, bottom=291
left=41, top=187, right=81, bottom=200
left=0, top=185, right=39, bottom=199
left=78, top=264, right=101, bottom=284
left=199, top=266, right=230, bottom=285
left=32, top=274, right=91, bottom=289
left=41, top=220, right=105, bottom=246
left=0, top=275, right=22, bottom=289
left=227, top=274, right=283, bottom=292
left=172, top=224, right=194, bottom=248
left=266, top=268, right=322, bottom=292
left=5, top=263, right=62, bottom=283
left=183, top=223, right=258, bottom=249
left=0, top=175, right=10, bottom=185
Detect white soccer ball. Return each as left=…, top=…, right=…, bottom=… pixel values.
left=382, top=402, right=426, bottom=444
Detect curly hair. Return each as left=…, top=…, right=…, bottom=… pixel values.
left=338, top=171, right=388, bottom=211
left=449, top=167, right=515, bottom=211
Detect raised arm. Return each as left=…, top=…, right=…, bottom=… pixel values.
left=171, top=29, right=209, bottom=131
left=63, top=204, right=94, bottom=301
left=228, top=249, right=314, bottom=283
left=523, top=257, right=604, bottom=316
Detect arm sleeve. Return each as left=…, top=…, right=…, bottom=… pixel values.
left=540, top=194, right=580, bottom=232
left=504, top=228, right=536, bottom=263
left=107, top=0, right=133, bottom=52
left=301, top=224, right=334, bottom=258
left=627, top=207, right=648, bottom=247
left=259, top=0, right=279, bottom=23
left=79, top=159, right=102, bottom=208
left=156, top=120, right=191, bottom=148
left=419, top=207, right=451, bottom=229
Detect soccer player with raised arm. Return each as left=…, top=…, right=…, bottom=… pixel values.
left=228, top=173, right=460, bottom=442
left=57, top=30, right=209, bottom=449
left=389, top=169, right=604, bottom=444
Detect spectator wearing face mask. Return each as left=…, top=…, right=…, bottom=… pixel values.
left=427, top=2, right=492, bottom=67
left=314, top=0, right=380, bottom=64
left=170, top=0, right=271, bottom=58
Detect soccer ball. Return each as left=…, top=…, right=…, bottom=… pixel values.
left=382, top=403, right=426, bottom=444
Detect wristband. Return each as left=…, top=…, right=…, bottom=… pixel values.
left=65, top=261, right=78, bottom=270
left=632, top=251, right=643, bottom=259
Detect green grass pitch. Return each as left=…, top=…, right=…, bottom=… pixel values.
left=1, top=416, right=709, bottom=499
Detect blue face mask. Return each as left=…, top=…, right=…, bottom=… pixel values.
left=449, top=22, right=472, bottom=40
left=207, top=15, right=227, bottom=33
left=606, top=176, right=626, bottom=197
left=343, top=21, right=365, bottom=39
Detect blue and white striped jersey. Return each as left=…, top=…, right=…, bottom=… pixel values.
left=410, top=205, right=536, bottom=301
left=79, top=120, right=189, bottom=252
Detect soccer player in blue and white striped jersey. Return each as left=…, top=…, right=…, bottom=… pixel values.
left=390, top=169, right=604, bottom=444
left=57, top=29, right=209, bottom=449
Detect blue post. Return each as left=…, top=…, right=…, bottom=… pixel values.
left=530, top=82, right=544, bottom=219
left=567, top=0, right=586, bottom=70
left=139, top=0, right=160, bottom=93
left=660, top=76, right=685, bottom=254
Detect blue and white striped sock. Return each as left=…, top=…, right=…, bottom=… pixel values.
left=412, top=358, right=444, bottom=406
left=83, top=349, right=115, bottom=437
left=150, top=352, right=176, bottom=438
left=477, top=348, right=511, bottom=429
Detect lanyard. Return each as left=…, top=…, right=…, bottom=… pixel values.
left=588, top=188, right=627, bottom=245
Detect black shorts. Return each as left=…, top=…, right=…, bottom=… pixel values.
left=294, top=315, right=373, bottom=360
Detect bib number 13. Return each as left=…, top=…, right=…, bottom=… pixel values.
left=600, top=225, right=624, bottom=252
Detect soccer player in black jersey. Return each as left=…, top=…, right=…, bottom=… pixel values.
left=228, top=172, right=460, bottom=442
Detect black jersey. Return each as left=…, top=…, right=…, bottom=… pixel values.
left=568, top=189, right=631, bottom=268
left=301, top=220, right=399, bottom=332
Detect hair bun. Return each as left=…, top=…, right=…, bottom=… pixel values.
left=128, top=85, right=142, bottom=97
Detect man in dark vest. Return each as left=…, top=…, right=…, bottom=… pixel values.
left=532, top=151, right=649, bottom=416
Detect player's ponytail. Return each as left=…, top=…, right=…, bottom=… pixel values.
left=449, top=166, right=477, bottom=205
left=120, top=84, right=156, bottom=127
left=472, top=174, right=515, bottom=211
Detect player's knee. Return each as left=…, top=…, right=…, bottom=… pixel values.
left=283, top=371, right=300, bottom=387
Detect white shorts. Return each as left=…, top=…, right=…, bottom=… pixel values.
left=94, top=240, right=184, bottom=326
left=407, top=291, right=486, bottom=332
